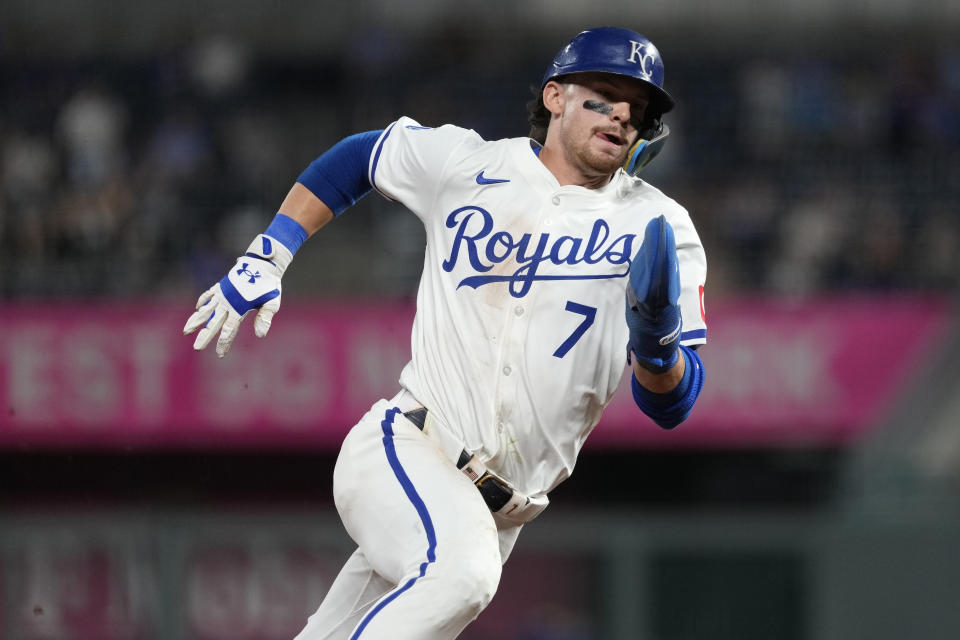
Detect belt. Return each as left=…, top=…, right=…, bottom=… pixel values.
left=403, top=407, right=524, bottom=515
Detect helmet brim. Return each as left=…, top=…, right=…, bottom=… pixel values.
left=543, top=70, right=675, bottom=116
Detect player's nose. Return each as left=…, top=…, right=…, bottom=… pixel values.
left=609, top=100, right=632, bottom=125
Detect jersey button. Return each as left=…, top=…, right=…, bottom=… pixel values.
left=551, top=195, right=560, bottom=205
left=514, top=306, right=524, bottom=316
left=502, top=366, right=512, bottom=376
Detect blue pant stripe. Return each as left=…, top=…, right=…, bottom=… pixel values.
left=350, top=407, right=437, bottom=638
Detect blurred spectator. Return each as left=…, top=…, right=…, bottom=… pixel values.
left=1, top=32, right=958, bottom=300
left=915, top=203, right=960, bottom=290
left=768, top=180, right=853, bottom=294
left=55, top=84, right=129, bottom=189
left=737, top=60, right=790, bottom=159
left=186, top=34, right=250, bottom=101
left=2, top=129, right=57, bottom=205
left=139, top=103, right=216, bottom=187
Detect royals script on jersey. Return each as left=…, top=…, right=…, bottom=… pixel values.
left=368, top=117, right=707, bottom=499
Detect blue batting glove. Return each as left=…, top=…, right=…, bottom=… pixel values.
left=183, top=234, right=294, bottom=358
left=625, top=215, right=682, bottom=373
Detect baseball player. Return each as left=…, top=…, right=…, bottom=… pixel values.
left=184, top=26, right=707, bottom=639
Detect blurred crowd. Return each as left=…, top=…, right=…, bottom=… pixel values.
left=1, top=32, right=958, bottom=300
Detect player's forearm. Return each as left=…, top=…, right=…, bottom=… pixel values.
left=277, top=182, right=335, bottom=237
left=270, top=129, right=383, bottom=246
left=630, top=345, right=705, bottom=429
left=632, top=352, right=685, bottom=393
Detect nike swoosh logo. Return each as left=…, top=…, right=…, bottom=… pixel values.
left=476, top=171, right=510, bottom=185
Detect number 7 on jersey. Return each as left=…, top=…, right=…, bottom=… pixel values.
left=553, top=301, right=597, bottom=358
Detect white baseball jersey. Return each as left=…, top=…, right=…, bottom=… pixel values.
left=367, top=116, right=707, bottom=501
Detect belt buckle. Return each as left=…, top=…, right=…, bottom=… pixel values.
left=474, top=472, right=515, bottom=512
left=401, top=405, right=523, bottom=515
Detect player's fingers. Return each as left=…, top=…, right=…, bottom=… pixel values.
left=646, top=216, right=671, bottom=305
left=253, top=296, right=281, bottom=338
left=184, top=287, right=219, bottom=335
left=253, top=309, right=275, bottom=339
left=631, top=215, right=678, bottom=309
left=194, top=286, right=216, bottom=310
left=215, top=313, right=244, bottom=358
left=192, top=304, right=228, bottom=351
left=183, top=301, right=215, bottom=335
left=655, top=220, right=680, bottom=306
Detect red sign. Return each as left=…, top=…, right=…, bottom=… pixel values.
left=185, top=544, right=335, bottom=639
left=14, top=538, right=148, bottom=639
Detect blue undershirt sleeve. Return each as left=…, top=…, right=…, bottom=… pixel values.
left=296, top=130, right=382, bottom=217
left=630, top=345, right=705, bottom=430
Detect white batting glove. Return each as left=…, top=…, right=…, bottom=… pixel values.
left=183, top=234, right=294, bottom=358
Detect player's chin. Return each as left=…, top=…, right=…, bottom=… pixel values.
left=585, top=148, right=627, bottom=175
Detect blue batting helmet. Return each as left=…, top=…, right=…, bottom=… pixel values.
left=541, top=27, right=675, bottom=117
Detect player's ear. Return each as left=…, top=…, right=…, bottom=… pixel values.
left=542, top=81, right=566, bottom=117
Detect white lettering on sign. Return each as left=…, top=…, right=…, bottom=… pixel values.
left=700, top=324, right=838, bottom=407
left=2, top=323, right=177, bottom=429
left=65, top=328, right=121, bottom=425
left=5, top=327, right=58, bottom=425
left=131, top=328, right=173, bottom=425
left=198, top=326, right=331, bottom=429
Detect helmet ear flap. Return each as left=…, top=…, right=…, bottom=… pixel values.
left=623, top=120, right=669, bottom=176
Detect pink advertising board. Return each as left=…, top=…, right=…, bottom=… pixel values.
left=0, top=297, right=950, bottom=450
left=593, top=296, right=951, bottom=448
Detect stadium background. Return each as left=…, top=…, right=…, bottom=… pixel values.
left=1, top=1, right=959, bottom=638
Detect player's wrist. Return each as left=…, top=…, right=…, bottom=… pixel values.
left=245, top=234, right=294, bottom=275
left=245, top=214, right=308, bottom=276
left=630, top=346, right=704, bottom=429
left=631, top=345, right=679, bottom=374
left=263, top=213, right=308, bottom=254
left=625, top=300, right=682, bottom=374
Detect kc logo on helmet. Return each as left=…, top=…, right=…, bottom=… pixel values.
left=627, top=40, right=656, bottom=80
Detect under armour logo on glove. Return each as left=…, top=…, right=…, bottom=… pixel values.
left=236, top=263, right=261, bottom=284
left=184, top=213, right=305, bottom=358
left=184, top=232, right=295, bottom=358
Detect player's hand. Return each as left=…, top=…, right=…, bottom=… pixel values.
left=625, top=215, right=682, bottom=373
left=183, top=234, right=293, bottom=358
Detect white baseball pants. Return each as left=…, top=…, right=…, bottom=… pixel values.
left=293, top=395, right=520, bottom=640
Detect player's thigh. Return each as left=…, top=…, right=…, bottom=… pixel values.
left=333, top=401, right=499, bottom=584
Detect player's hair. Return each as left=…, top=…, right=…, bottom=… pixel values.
left=526, top=84, right=550, bottom=145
